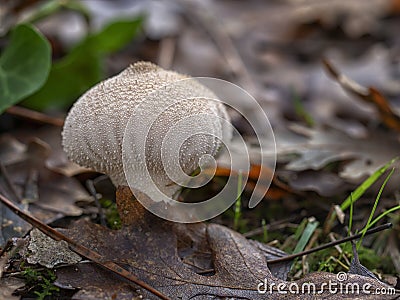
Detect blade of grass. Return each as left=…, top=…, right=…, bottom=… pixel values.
left=292, top=88, right=315, bottom=127
left=293, top=219, right=319, bottom=254
left=357, top=168, right=395, bottom=249
left=261, top=218, right=268, bottom=243
left=366, top=204, right=400, bottom=229
left=268, top=223, right=392, bottom=264
left=233, top=171, right=242, bottom=231
left=290, top=219, right=319, bottom=270
left=341, top=157, right=398, bottom=211
left=325, top=158, right=397, bottom=234
left=348, top=193, right=354, bottom=236
left=294, top=218, right=307, bottom=241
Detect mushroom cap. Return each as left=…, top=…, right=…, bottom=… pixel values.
left=62, top=61, right=231, bottom=197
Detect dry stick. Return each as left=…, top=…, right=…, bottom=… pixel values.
left=267, top=223, right=392, bottom=264
left=328, top=232, right=351, bottom=266
left=6, top=106, right=65, bottom=127
left=0, top=193, right=171, bottom=300
left=7, top=0, right=43, bottom=14
left=157, top=37, right=176, bottom=70
left=243, top=215, right=302, bottom=238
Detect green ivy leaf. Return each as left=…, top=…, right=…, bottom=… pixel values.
left=0, top=24, right=51, bottom=113
left=90, top=18, right=144, bottom=54
left=23, top=17, right=143, bottom=111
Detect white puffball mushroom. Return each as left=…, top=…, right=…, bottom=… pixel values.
left=62, top=61, right=231, bottom=198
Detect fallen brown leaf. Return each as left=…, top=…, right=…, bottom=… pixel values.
left=277, top=124, right=400, bottom=184
left=0, top=133, right=91, bottom=246
left=53, top=187, right=397, bottom=299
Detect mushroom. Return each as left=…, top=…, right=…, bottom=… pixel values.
left=62, top=61, right=231, bottom=198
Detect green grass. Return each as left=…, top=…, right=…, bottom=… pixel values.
left=261, top=218, right=268, bottom=243
left=293, top=219, right=319, bottom=255
left=233, top=171, right=243, bottom=231
left=341, top=157, right=398, bottom=211
left=100, top=198, right=122, bottom=229
left=312, top=158, right=399, bottom=275
left=21, top=267, right=60, bottom=300
left=348, top=193, right=354, bottom=236
left=292, top=88, right=315, bottom=127
left=357, top=168, right=395, bottom=248
left=325, top=157, right=398, bottom=231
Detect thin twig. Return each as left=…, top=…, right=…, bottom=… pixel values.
left=328, top=232, right=351, bottom=266
left=197, top=268, right=215, bottom=275
left=6, top=106, right=64, bottom=127
left=0, top=193, right=171, bottom=300
left=243, top=215, right=302, bottom=238
left=268, top=223, right=392, bottom=264
left=157, top=37, right=176, bottom=69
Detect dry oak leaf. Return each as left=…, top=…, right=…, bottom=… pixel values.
left=278, top=124, right=400, bottom=182
left=55, top=199, right=396, bottom=299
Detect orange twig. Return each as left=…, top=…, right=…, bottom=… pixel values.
left=323, top=59, right=400, bottom=133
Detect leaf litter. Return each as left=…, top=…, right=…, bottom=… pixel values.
left=1, top=0, right=400, bottom=299
left=51, top=187, right=396, bottom=299
left=0, top=129, right=91, bottom=245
